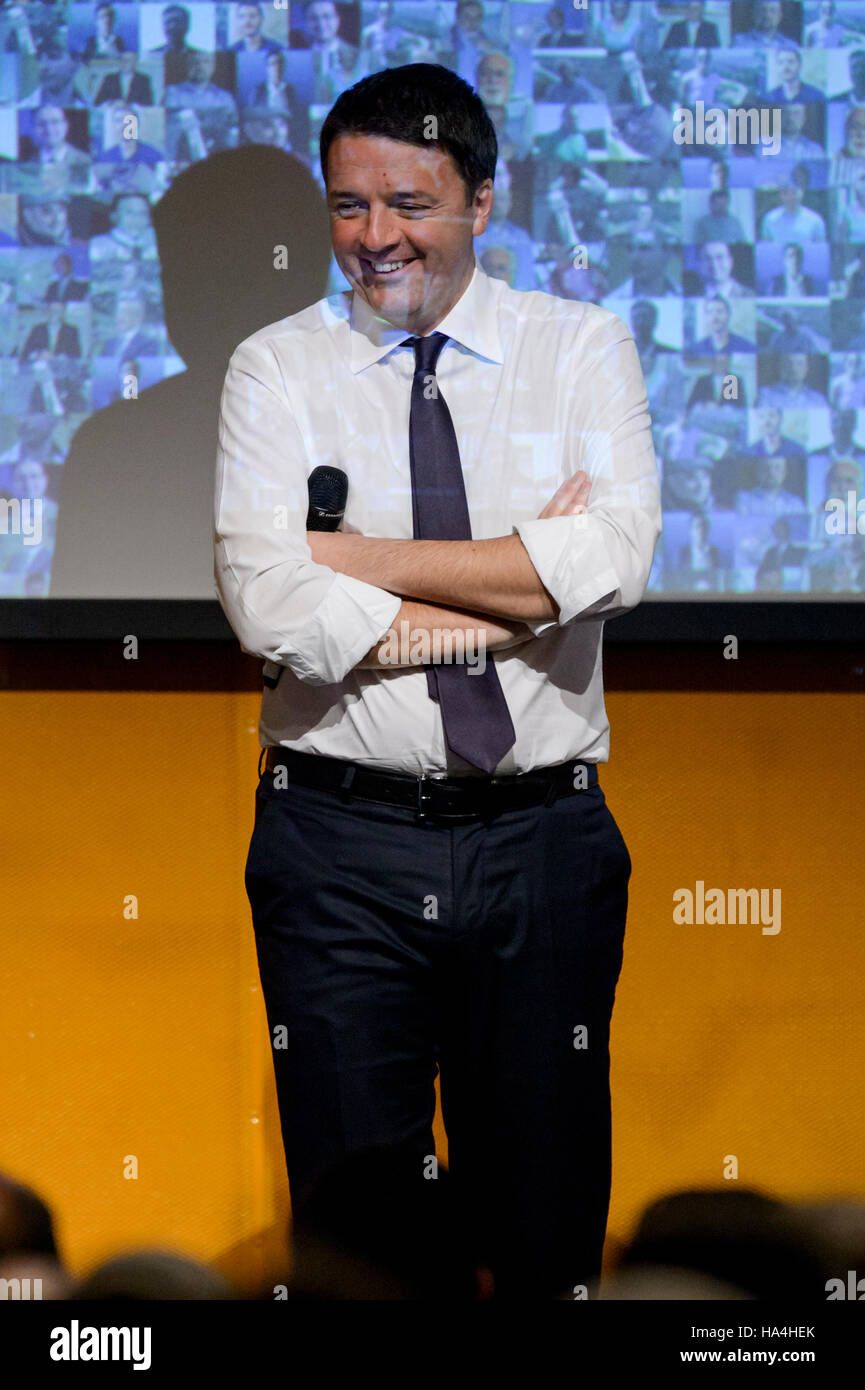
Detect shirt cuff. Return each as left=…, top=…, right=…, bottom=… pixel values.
left=281, top=573, right=403, bottom=685
left=512, top=517, right=619, bottom=628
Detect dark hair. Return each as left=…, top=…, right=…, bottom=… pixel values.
left=320, top=63, right=497, bottom=204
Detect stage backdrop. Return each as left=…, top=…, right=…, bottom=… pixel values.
left=1, top=679, right=861, bottom=1289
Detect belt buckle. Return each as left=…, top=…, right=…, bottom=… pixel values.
left=415, top=775, right=432, bottom=821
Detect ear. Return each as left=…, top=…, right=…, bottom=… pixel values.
left=470, top=177, right=494, bottom=237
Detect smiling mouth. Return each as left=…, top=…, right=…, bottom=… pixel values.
left=362, top=257, right=417, bottom=276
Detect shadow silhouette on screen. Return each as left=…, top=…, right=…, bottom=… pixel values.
left=49, top=147, right=331, bottom=597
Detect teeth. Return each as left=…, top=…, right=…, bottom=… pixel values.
left=371, top=260, right=409, bottom=272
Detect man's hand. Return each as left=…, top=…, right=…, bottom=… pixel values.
left=538, top=469, right=591, bottom=519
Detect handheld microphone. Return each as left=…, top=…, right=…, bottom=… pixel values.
left=262, top=466, right=349, bottom=690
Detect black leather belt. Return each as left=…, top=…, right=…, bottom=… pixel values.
left=260, top=747, right=598, bottom=821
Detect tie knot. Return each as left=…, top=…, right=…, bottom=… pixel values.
left=404, top=331, right=448, bottom=375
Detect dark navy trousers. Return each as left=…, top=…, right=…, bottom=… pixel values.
left=244, top=765, right=631, bottom=1298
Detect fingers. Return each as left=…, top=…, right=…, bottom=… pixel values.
left=537, top=470, right=591, bottom=520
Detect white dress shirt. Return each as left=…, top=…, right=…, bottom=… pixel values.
left=215, top=261, right=661, bottom=776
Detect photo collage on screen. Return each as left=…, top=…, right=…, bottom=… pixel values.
left=1, top=0, right=864, bottom=595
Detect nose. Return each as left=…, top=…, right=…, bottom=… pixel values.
left=360, top=203, right=403, bottom=257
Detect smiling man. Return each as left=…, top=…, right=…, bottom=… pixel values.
left=215, top=63, right=660, bottom=1300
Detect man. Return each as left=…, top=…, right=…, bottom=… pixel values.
left=94, top=51, right=155, bottom=106
left=759, top=165, right=827, bottom=242
left=97, top=100, right=164, bottom=165
left=215, top=63, right=660, bottom=1299
left=148, top=4, right=195, bottom=55
left=766, top=49, right=824, bottom=104
left=253, top=51, right=297, bottom=111
left=163, top=50, right=237, bottom=114
left=742, top=404, right=806, bottom=471
left=735, top=454, right=807, bottom=515
left=687, top=350, right=748, bottom=409
left=766, top=103, right=826, bottom=163
left=305, top=0, right=358, bottom=102
left=475, top=51, right=532, bottom=162
left=18, top=190, right=71, bottom=246
left=758, top=351, right=828, bottom=408
left=231, top=1, right=285, bottom=54
left=698, top=240, right=754, bottom=298
left=20, top=299, right=81, bottom=359
left=44, top=251, right=88, bottom=302
left=89, top=190, right=158, bottom=263
left=692, top=295, right=754, bottom=355
left=17, top=41, right=87, bottom=108
left=82, top=3, right=125, bottom=61
left=536, top=5, right=577, bottom=48
left=694, top=189, right=746, bottom=246
left=733, top=0, right=799, bottom=48
left=23, top=105, right=92, bottom=191
left=663, top=1, right=720, bottom=48
left=99, top=289, right=160, bottom=357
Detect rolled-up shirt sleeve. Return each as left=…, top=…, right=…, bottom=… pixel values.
left=214, top=336, right=402, bottom=685
left=513, top=313, right=661, bottom=634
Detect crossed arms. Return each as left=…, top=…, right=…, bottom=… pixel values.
left=307, top=472, right=592, bottom=669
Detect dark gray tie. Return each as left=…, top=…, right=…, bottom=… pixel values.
left=403, top=331, right=516, bottom=775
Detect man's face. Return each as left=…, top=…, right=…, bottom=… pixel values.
left=784, top=352, right=808, bottom=385
left=632, top=243, right=665, bottom=281
left=238, top=4, right=261, bottom=36
left=547, top=6, right=563, bottom=29
left=267, top=53, right=282, bottom=80
left=188, top=50, right=214, bottom=82
left=776, top=51, right=799, bottom=84
left=22, top=199, right=68, bottom=239
left=784, top=103, right=805, bottom=135
left=34, top=107, right=67, bottom=148
left=709, top=191, right=727, bottom=217
left=327, top=134, right=491, bottom=334
left=687, top=2, right=703, bottom=19
left=119, top=50, right=137, bottom=74
left=477, top=54, right=511, bottom=106
left=820, top=0, right=834, bottom=19
left=39, top=50, right=76, bottom=94
left=779, top=179, right=800, bottom=210
left=760, top=406, right=781, bottom=436
left=308, top=1, right=338, bottom=42
left=669, top=465, right=711, bottom=505
left=847, top=110, right=865, bottom=156
left=630, top=301, right=655, bottom=339
left=706, top=298, right=728, bottom=334
left=97, top=6, right=113, bottom=34
left=14, top=461, right=47, bottom=497
left=784, top=244, right=798, bottom=272
left=703, top=242, right=732, bottom=282
left=163, top=7, right=189, bottom=42
left=757, top=1, right=782, bottom=33
left=760, top=455, right=787, bottom=487
left=47, top=301, right=63, bottom=324
left=116, top=196, right=151, bottom=236
left=457, top=1, right=483, bottom=34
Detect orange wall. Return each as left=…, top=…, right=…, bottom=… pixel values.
left=1, top=687, right=862, bottom=1289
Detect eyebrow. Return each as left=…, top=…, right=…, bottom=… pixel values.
left=327, top=188, right=436, bottom=200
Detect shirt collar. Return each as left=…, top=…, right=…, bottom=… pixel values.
left=348, top=259, right=503, bottom=374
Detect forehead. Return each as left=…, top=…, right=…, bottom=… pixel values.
left=326, top=133, right=461, bottom=187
